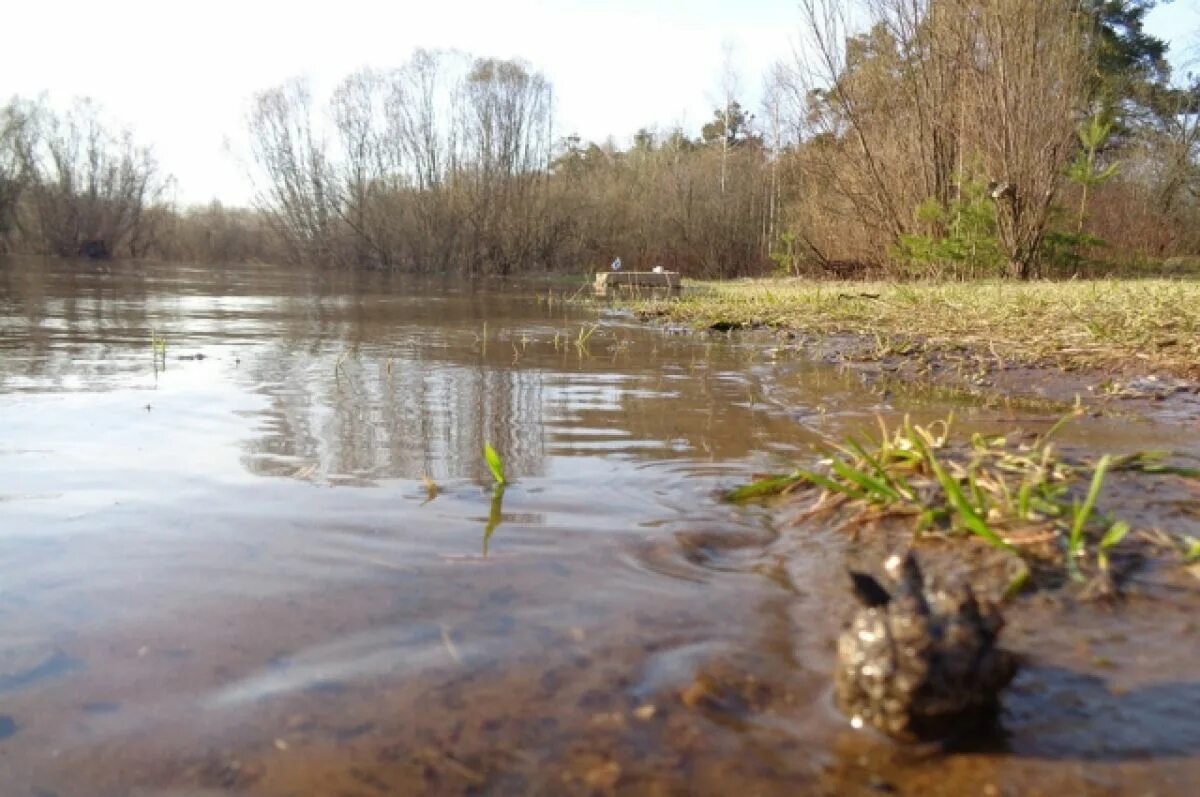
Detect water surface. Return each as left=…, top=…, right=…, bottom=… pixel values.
left=1, top=257, right=1197, bottom=796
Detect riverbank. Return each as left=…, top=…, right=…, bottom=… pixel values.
left=632, top=276, right=1200, bottom=581
left=635, top=278, right=1200, bottom=377
left=632, top=277, right=1200, bottom=424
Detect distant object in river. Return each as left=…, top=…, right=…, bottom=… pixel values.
left=652, top=265, right=664, bottom=273
left=593, top=269, right=680, bottom=296
left=78, top=239, right=111, bottom=260
left=611, top=257, right=622, bottom=271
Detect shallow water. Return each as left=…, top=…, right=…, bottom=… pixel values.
left=1, top=256, right=1198, bottom=796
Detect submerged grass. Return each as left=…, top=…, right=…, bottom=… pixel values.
left=635, top=279, right=1200, bottom=378
left=726, top=413, right=1198, bottom=592
left=150, top=329, right=167, bottom=359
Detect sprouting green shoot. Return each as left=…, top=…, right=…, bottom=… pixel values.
left=1181, top=535, right=1200, bottom=564
left=1070, top=455, right=1111, bottom=554
left=1065, top=454, right=1111, bottom=581
left=575, top=324, right=599, bottom=349
left=1097, top=520, right=1130, bottom=573
left=716, top=412, right=1200, bottom=593
left=484, top=442, right=507, bottom=486
left=911, top=429, right=1013, bottom=551
left=1037, top=405, right=1084, bottom=448
left=1098, top=519, right=1130, bottom=552
left=724, top=472, right=806, bottom=501
left=828, top=453, right=901, bottom=502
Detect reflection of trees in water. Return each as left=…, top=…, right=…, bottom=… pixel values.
left=0, top=255, right=164, bottom=390
left=241, top=350, right=548, bottom=483
left=0, top=256, right=343, bottom=392
left=1, top=256, right=876, bottom=484
left=240, top=327, right=548, bottom=484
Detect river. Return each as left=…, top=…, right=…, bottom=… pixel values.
left=1, top=257, right=1197, bottom=796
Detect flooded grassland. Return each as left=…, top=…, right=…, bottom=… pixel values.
left=1, top=257, right=1198, bottom=796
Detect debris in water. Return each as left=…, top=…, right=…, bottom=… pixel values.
left=834, top=552, right=1017, bottom=741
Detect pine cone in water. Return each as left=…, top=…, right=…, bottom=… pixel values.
left=834, top=552, right=1017, bottom=741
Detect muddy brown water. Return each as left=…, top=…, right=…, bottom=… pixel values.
left=1, top=256, right=1198, bottom=796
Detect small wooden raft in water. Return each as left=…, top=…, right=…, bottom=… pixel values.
left=593, top=270, right=681, bottom=294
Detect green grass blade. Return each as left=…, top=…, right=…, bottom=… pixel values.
left=845, top=438, right=912, bottom=499
left=1099, top=519, right=1130, bottom=551
left=1070, top=455, right=1111, bottom=554
left=915, top=434, right=1013, bottom=551
left=798, top=469, right=868, bottom=500
left=1183, top=536, right=1200, bottom=564
left=1018, top=482, right=1033, bottom=519
left=827, top=455, right=901, bottom=502
left=1097, top=520, right=1130, bottom=574
left=1037, top=410, right=1080, bottom=449
left=724, top=473, right=805, bottom=502
left=484, top=442, right=508, bottom=486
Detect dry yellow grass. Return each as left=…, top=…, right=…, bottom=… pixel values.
left=636, top=279, right=1200, bottom=378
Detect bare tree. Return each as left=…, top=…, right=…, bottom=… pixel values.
left=385, top=50, right=469, bottom=270
left=457, top=57, right=553, bottom=274
left=966, top=0, right=1090, bottom=278
left=0, top=99, right=35, bottom=252
left=21, top=99, right=166, bottom=257
left=248, top=79, right=340, bottom=263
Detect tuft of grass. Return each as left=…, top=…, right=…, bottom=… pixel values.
left=484, top=442, right=507, bottom=486
left=1067, top=454, right=1111, bottom=581
left=150, top=329, right=167, bottom=358
left=726, top=414, right=1196, bottom=589
left=575, top=324, right=599, bottom=353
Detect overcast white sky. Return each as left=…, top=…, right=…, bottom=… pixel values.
left=2, top=0, right=1196, bottom=206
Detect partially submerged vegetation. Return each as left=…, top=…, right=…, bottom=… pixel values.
left=728, top=413, right=1200, bottom=596
left=637, top=278, right=1200, bottom=379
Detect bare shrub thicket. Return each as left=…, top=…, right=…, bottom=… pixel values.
left=780, top=0, right=1093, bottom=278
left=243, top=50, right=775, bottom=276
left=23, top=100, right=168, bottom=257
left=0, top=98, right=169, bottom=258
left=2, top=2, right=1195, bottom=277
left=0, top=100, right=35, bottom=252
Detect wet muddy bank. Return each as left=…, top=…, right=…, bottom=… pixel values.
left=638, top=316, right=1200, bottom=426
left=632, top=277, right=1200, bottom=427
left=625, top=303, right=1200, bottom=794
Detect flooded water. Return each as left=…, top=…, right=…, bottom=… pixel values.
left=2, top=256, right=1198, bottom=796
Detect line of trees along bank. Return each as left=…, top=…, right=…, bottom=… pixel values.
left=777, top=0, right=1200, bottom=279
left=0, top=98, right=278, bottom=263
left=1, top=0, right=1197, bottom=278
left=244, top=51, right=774, bottom=276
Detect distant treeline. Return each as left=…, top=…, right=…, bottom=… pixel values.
left=1, top=0, right=1197, bottom=278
